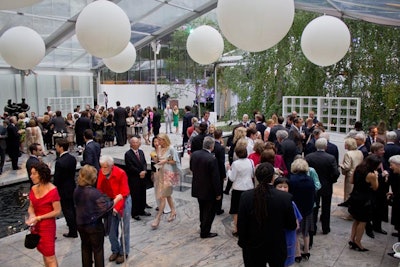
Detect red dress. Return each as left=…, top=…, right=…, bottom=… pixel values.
left=29, top=187, right=60, bottom=257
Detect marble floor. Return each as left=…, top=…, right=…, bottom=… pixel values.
left=1, top=176, right=400, bottom=267
left=0, top=126, right=400, bottom=266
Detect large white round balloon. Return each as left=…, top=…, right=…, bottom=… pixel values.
left=301, top=16, right=351, bottom=66
left=186, top=25, right=224, bottom=65
left=217, top=0, right=295, bottom=52
left=76, top=0, right=131, bottom=58
left=103, top=42, right=137, bottom=73
left=0, top=0, right=43, bottom=10
left=0, top=26, right=45, bottom=70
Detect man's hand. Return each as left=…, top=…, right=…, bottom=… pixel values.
left=216, top=195, right=221, bottom=200
left=139, top=171, right=146, bottom=179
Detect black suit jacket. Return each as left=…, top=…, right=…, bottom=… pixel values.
left=124, top=149, right=147, bottom=180
left=6, top=123, right=19, bottom=156
left=384, top=143, right=400, bottom=164
left=326, top=141, right=339, bottom=164
left=306, top=150, right=340, bottom=196
left=53, top=152, right=77, bottom=199
left=74, top=116, right=92, bottom=136
left=190, top=133, right=206, bottom=154
left=114, top=107, right=128, bottom=126
left=82, top=140, right=101, bottom=171
left=182, top=112, right=194, bottom=142
left=358, top=145, right=369, bottom=159
left=213, top=141, right=226, bottom=181
left=152, top=111, right=161, bottom=129
left=268, top=124, right=286, bottom=144
left=279, top=138, right=298, bottom=172
left=238, top=186, right=296, bottom=262
left=190, top=149, right=220, bottom=200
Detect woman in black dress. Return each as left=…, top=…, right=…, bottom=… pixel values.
left=348, top=155, right=380, bottom=251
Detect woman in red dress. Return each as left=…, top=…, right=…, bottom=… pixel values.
left=26, top=162, right=61, bottom=267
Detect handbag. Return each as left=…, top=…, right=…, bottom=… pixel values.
left=24, top=231, right=40, bottom=249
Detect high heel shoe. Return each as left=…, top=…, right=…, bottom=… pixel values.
left=348, top=241, right=355, bottom=248
left=295, top=256, right=302, bottom=263
left=151, top=217, right=160, bottom=229
left=351, top=243, right=369, bottom=252
left=168, top=212, right=176, bottom=222
left=301, top=253, right=310, bottom=260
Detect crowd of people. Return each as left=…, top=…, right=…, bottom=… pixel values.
left=3, top=101, right=400, bottom=266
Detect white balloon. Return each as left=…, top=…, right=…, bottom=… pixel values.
left=76, top=0, right=131, bottom=58
left=0, top=0, right=43, bottom=10
left=103, top=42, right=137, bottom=73
left=186, top=25, right=224, bottom=65
left=0, top=26, right=45, bottom=70
left=301, top=16, right=351, bottom=66
left=217, top=0, right=295, bottom=52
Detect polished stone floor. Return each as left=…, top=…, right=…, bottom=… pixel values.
left=0, top=126, right=400, bottom=266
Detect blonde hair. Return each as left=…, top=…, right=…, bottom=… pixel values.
left=157, top=133, right=171, bottom=147
left=233, top=127, right=247, bottom=144
left=78, top=165, right=98, bottom=186
left=291, top=158, right=309, bottom=173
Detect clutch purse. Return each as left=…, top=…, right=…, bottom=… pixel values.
left=24, top=232, right=40, bottom=249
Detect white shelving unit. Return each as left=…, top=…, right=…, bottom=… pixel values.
left=282, top=96, right=361, bottom=133
left=45, top=97, right=94, bottom=116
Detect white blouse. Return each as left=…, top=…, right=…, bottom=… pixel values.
left=228, top=158, right=254, bottom=191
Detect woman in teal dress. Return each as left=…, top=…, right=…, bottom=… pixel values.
left=173, top=105, right=179, bottom=134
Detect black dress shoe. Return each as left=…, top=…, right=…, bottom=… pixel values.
left=200, top=233, right=218, bottom=238
left=392, top=232, right=400, bottom=237
left=216, top=209, right=224, bottom=215
left=132, top=215, right=141, bottom=221
left=140, top=211, right=151, bottom=216
left=63, top=233, right=78, bottom=238
left=145, top=204, right=153, bottom=209
left=388, top=252, right=396, bottom=258
left=374, top=228, right=387, bottom=235
left=322, top=230, right=330, bottom=235
left=366, top=230, right=375, bottom=238
left=338, top=201, right=349, bottom=207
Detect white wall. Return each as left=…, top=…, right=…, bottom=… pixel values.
left=99, top=84, right=196, bottom=109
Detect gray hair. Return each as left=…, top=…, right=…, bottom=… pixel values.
left=291, top=158, right=309, bottom=173
left=99, top=155, right=114, bottom=166
left=320, top=132, right=330, bottom=141
left=387, top=131, right=397, bottom=142
left=389, top=155, right=400, bottom=165
left=203, top=136, right=215, bottom=150
left=315, top=138, right=328, bottom=150
left=355, top=132, right=366, bottom=142
left=276, top=130, right=288, bottom=140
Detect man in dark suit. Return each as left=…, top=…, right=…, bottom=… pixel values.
left=268, top=116, right=286, bottom=145
left=306, top=138, right=340, bottom=235
left=26, top=143, right=43, bottom=186
left=74, top=110, right=92, bottom=147
left=50, top=110, right=67, bottom=133
left=276, top=130, right=298, bottom=173
left=355, top=132, right=369, bottom=158
left=238, top=162, right=296, bottom=267
left=81, top=129, right=101, bottom=172
left=190, top=122, right=208, bottom=154
left=182, top=105, right=194, bottom=149
left=6, top=116, right=20, bottom=170
left=213, top=129, right=226, bottom=215
left=288, top=117, right=305, bottom=154
left=152, top=107, right=161, bottom=137
left=255, top=114, right=266, bottom=140
left=54, top=138, right=78, bottom=238
left=321, top=132, right=339, bottom=164
left=125, top=135, right=150, bottom=220
left=113, top=101, right=128, bottom=146
left=190, top=136, right=221, bottom=238
left=365, top=125, right=378, bottom=152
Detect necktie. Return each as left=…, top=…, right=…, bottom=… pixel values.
left=135, top=150, right=140, bottom=160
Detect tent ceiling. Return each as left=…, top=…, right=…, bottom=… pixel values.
left=0, top=0, right=399, bottom=72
